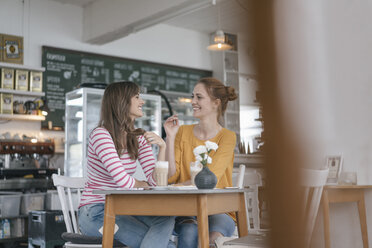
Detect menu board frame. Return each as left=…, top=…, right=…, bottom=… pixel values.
left=41, top=46, right=212, bottom=130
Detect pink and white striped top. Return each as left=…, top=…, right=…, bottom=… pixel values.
left=79, top=127, right=157, bottom=207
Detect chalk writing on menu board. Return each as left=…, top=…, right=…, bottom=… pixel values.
left=41, top=46, right=212, bottom=130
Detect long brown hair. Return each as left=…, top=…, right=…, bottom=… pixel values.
left=98, top=81, right=145, bottom=160
left=197, top=77, right=238, bottom=123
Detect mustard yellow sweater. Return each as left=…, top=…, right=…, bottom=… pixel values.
left=168, top=124, right=236, bottom=189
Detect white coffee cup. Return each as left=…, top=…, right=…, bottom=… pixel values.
left=154, top=161, right=169, bottom=186
left=190, top=161, right=202, bottom=185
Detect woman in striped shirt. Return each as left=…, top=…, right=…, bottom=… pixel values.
left=78, top=81, right=175, bottom=248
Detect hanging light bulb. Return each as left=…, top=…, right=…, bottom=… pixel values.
left=207, top=0, right=232, bottom=51
left=207, top=30, right=232, bottom=51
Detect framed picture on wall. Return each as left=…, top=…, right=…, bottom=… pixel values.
left=2, top=34, right=23, bottom=64
left=326, top=155, right=343, bottom=184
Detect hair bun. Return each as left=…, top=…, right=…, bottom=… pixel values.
left=226, top=86, right=238, bottom=101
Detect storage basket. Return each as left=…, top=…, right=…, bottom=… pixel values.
left=21, top=193, right=45, bottom=215
left=45, top=190, right=61, bottom=210
left=0, top=192, right=22, bottom=217
left=45, top=190, right=79, bottom=211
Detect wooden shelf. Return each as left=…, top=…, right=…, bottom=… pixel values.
left=234, top=154, right=264, bottom=167
left=0, top=88, right=45, bottom=97
left=0, top=114, right=45, bottom=121
left=0, top=62, right=45, bottom=72
left=0, top=89, right=46, bottom=122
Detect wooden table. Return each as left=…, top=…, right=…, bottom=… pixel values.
left=93, top=188, right=249, bottom=248
left=322, top=185, right=372, bottom=248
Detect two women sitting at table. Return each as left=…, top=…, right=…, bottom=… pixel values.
left=77, top=78, right=238, bottom=248
left=77, top=81, right=176, bottom=248
left=164, top=77, right=238, bottom=248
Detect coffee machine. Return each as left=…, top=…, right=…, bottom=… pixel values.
left=0, top=140, right=57, bottom=191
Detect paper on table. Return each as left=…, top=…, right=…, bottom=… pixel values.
left=169, top=185, right=198, bottom=190
left=116, top=187, right=144, bottom=190
left=150, top=185, right=198, bottom=190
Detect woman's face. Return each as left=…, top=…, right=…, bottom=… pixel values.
left=129, top=93, right=145, bottom=120
left=191, top=83, right=218, bottom=119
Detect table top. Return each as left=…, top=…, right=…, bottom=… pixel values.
left=325, top=185, right=372, bottom=189
left=93, top=187, right=249, bottom=195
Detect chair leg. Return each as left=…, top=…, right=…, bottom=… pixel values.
left=252, top=191, right=260, bottom=229
left=244, top=192, right=251, bottom=230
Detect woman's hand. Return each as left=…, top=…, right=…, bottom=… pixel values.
left=134, top=179, right=149, bottom=188
left=144, top=132, right=166, bottom=148
left=163, top=114, right=180, bottom=138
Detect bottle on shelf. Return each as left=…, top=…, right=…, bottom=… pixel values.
left=3, top=219, right=11, bottom=238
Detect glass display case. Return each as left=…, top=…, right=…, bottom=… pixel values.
left=64, top=88, right=161, bottom=177
left=158, top=90, right=198, bottom=129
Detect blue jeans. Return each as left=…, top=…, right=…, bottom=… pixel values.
left=174, top=214, right=235, bottom=248
left=78, top=204, right=176, bottom=248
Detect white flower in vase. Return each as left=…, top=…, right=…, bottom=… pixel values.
left=193, top=141, right=218, bottom=167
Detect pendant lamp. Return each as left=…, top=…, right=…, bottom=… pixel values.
left=207, top=30, right=232, bottom=51
left=207, top=0, right=232, bottom=51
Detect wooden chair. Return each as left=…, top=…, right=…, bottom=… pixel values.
left=300, top=168, right=329, bottom=248
left=216, top=164, right=269, bottom=247
left=52, top=174, right=126, bottom=248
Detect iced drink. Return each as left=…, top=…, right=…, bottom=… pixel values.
left=154, top=161, right=169, bottom=186
left=190, top=162, right=202, bottom=185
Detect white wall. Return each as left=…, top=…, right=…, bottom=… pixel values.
left=314, top=1, right=372, bottom=247
left=272, top=1, right=372, bottom=247
left=0, top=0, right=212, bottom=70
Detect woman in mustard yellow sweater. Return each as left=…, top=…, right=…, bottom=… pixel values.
left=164, top=77, right=238, bottom=248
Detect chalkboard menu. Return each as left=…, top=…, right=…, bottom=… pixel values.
left=41, top=46, right=212, bottom=129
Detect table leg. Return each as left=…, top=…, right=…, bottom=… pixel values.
left=357, top=191, right=369, bottom=248
left=322, top=191, right=330, bottom=248
left=237, top=192, right=249, bottom=237
left=197, top=194, right=209, bottom=248
left=102, top=195, right=116, bottom=248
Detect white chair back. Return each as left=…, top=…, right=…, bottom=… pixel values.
left=243, top=169, right=262, bottom=230
left=52, top=174, right=85, bottom=234
left=300, top=168, right=329, bottom=248
left=216, top=165, right=266, bottom=247
left=233, top=165, right=263, bottom=231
